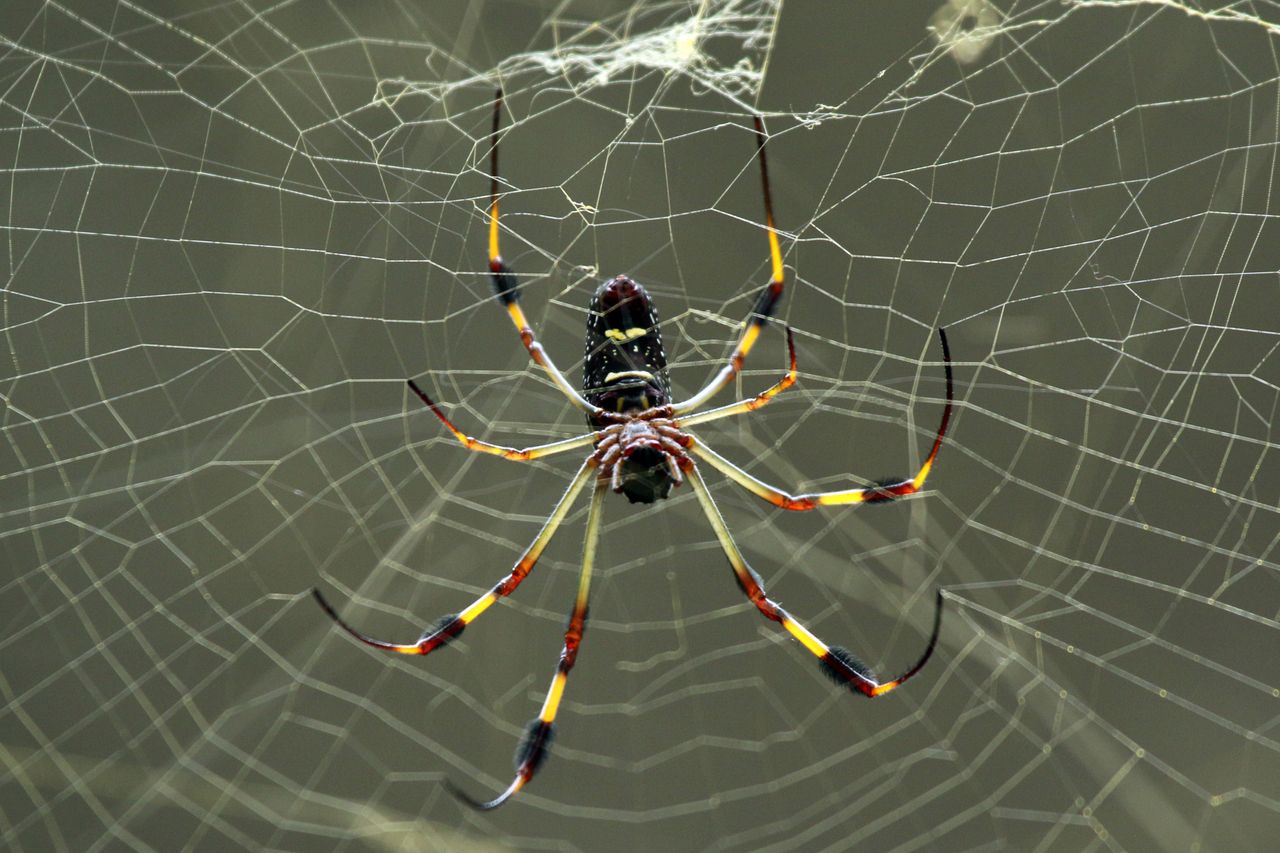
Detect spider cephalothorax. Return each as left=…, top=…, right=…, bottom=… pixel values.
left=592, top=405, right=689, bottom=503
left=314, top=89, right=955, bottom=811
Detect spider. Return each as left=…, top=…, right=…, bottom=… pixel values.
left=314, top=90, right=954, bottom=810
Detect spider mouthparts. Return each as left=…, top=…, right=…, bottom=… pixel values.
left=615, top=446, right=675, bottom=504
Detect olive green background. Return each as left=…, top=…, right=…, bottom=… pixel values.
left=2, top=1, right=1277, bottom=851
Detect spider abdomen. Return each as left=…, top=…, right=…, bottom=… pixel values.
left=584, top=275, right=671, bottom=424
left=592, top=412, right=691, bottom=504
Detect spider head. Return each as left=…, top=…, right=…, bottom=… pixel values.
left=616, top=443, right=675, bottom=504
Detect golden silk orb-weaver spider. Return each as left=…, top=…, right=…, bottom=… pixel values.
left=314, top=90, right=955, bottom=810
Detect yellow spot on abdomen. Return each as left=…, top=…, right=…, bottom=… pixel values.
left=605, top=328, right=649, bottom=342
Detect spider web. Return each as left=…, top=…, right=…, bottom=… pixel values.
left=2, top=0, right=1278, bottom=850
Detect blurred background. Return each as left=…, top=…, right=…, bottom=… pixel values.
left=2, top=0, right=1278, bottom=850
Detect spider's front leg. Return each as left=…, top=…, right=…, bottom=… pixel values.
left=673, top=325, right=797, bottom=428
left=406, top=379, right=600, bottom=461
left=672, top=115, right=786, bottom=415
left=485, top=89, right=603, bottom=417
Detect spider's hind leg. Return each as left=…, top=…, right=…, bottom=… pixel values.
left=447, top=478, right=608, bottom=810
left=314, top=458, right=599, bottom=656
left=686, top=463, right=944, bottom=698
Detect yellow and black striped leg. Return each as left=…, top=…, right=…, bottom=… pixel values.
left=672, top=115, right=786, bottom=415
left=674, top=325, right=797, bottom=429
left=485, top=89, right=603, bottom=417
left=407, top=379, right=600, bottom=461
left=448, top=477, right=608, bottom=810
left=313, top=458, right=599, bottom=655
left=685, top=464, right=943, bottom=698
left=687, top=328, right=953, bottom=508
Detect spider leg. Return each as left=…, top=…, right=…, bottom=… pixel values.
left=685, top=464, right=943, bottom=697
left=486, top=89, right=604, bottom=417
left=672, top=115, right=785, bottom=415
left=674, top=325, right=796, bottom=429
left=313, top=457, right=599, bottom=655
left=448, top=476, right=608, bottom=810
left=689, top=328, right=953, bottom=508
left=406, top=379, right=600, bottom=461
